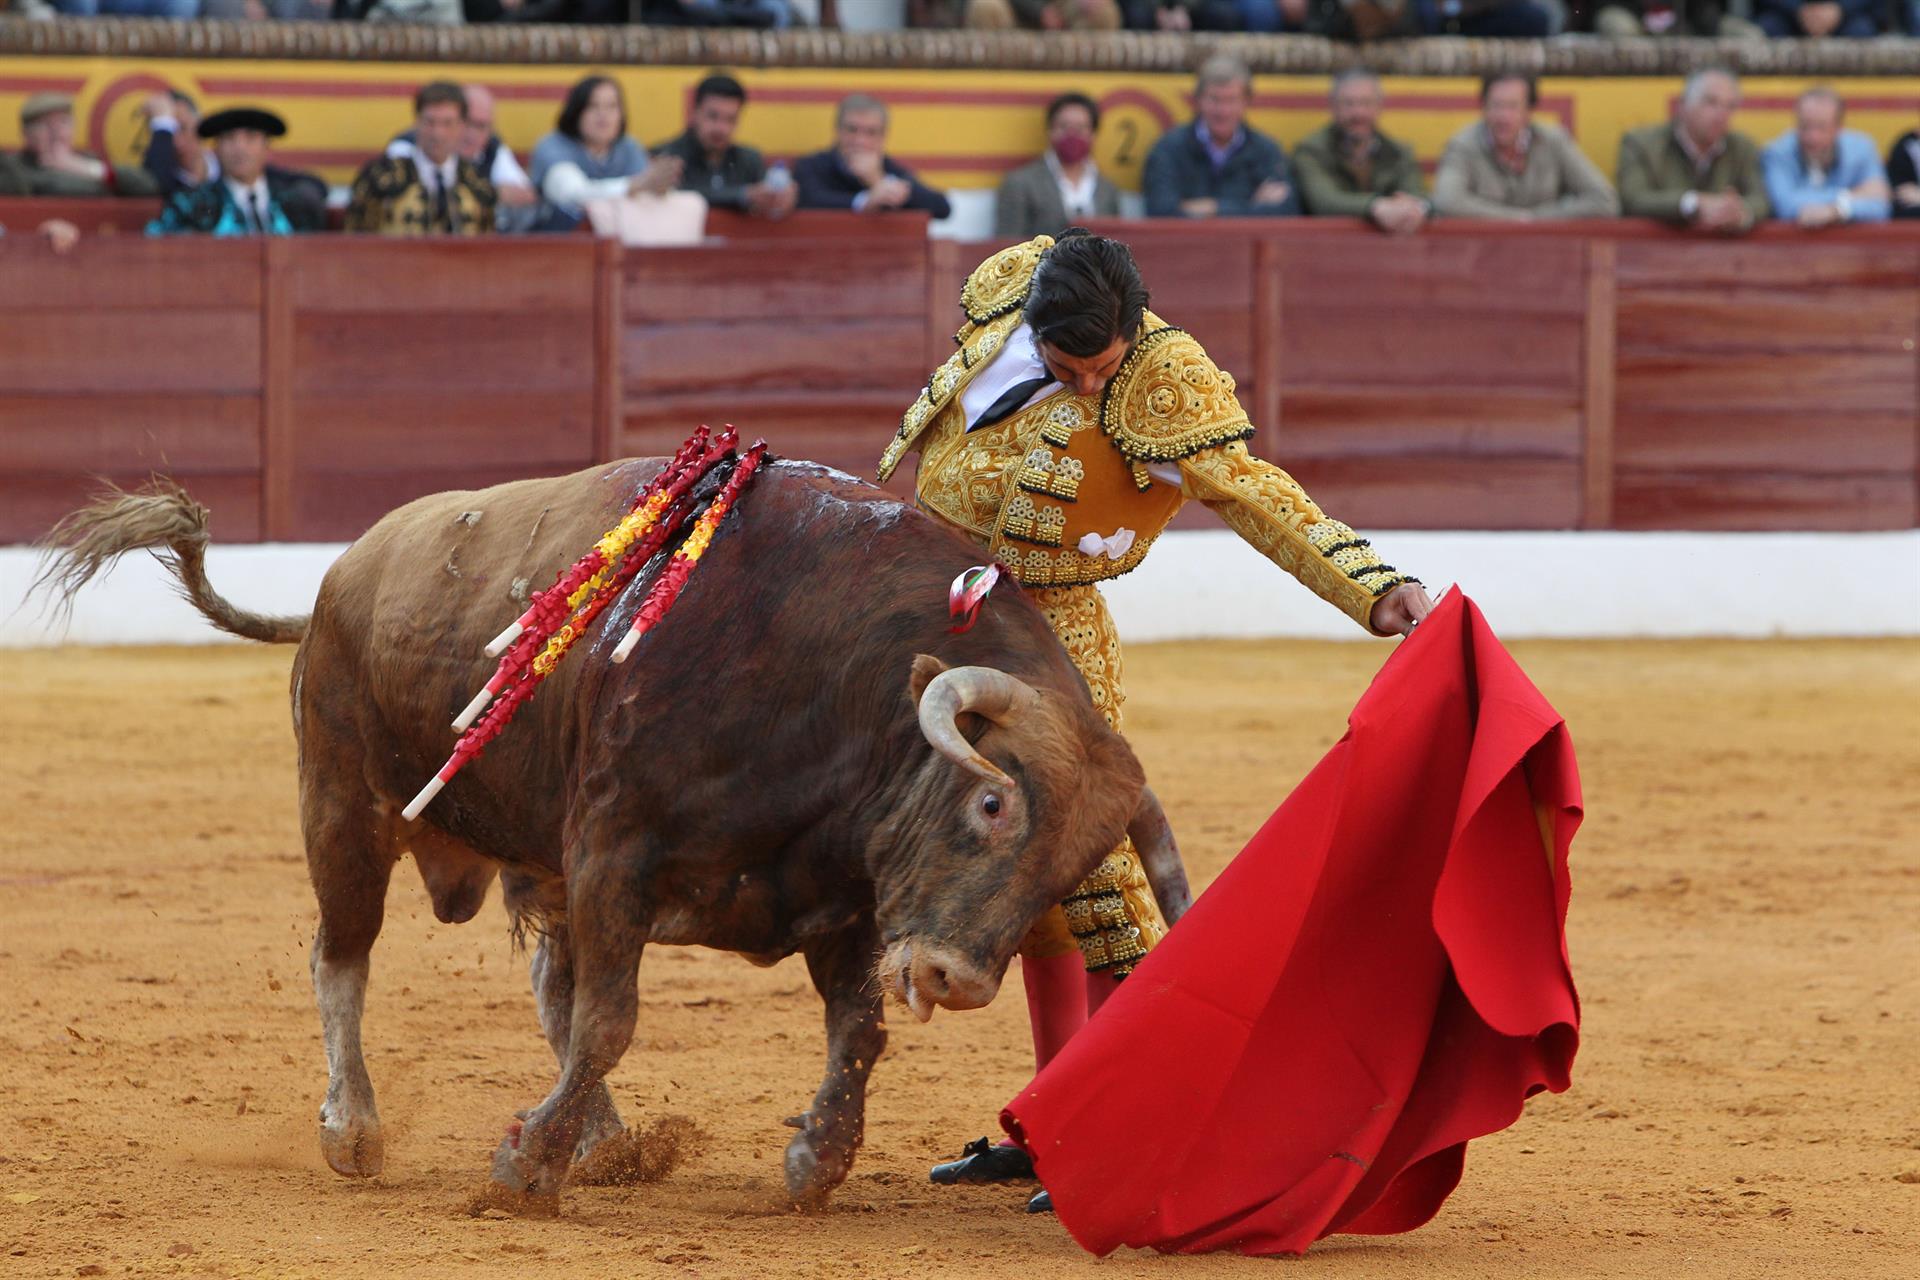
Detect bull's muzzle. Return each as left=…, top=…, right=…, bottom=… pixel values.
left=881, top=939, right=1001, bottom=1023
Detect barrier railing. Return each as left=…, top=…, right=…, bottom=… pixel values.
left=2, top=215, right=1915, bottom=543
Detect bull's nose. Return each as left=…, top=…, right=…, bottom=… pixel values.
left=907, top=945, right=998, bottom=1016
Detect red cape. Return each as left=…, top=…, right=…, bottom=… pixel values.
left=1001, top=591, right=1581, bottom=1257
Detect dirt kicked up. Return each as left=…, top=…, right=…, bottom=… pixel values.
left=1, top=637, right=1915, bottom=1279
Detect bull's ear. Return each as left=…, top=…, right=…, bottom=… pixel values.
left=908, top=653, right=949, bottom=708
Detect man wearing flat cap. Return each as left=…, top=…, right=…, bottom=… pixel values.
left=0, top=92, right=158, bottom=198
left=148, top=107, right=327, bottom=237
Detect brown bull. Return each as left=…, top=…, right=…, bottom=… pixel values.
left=39, top=457, right=1181, bottom=1212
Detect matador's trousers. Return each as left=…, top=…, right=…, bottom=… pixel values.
left=1019, top=584, right=1169, bottom=976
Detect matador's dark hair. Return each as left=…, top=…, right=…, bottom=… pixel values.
left=1023, top=229, right=1149, bottom=359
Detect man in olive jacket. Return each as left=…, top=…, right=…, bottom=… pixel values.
left=1292, top=68, right=1429, bottom=235
left=1617, top=68, right=1769, bottom=234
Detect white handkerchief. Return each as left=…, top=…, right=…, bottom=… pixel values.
left=1077, top=527, right=1136, bottom=561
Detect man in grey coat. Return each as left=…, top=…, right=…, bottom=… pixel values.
left=1433, top=73, right=1619, bottom=221
left=995, top=93, right=1125, bottom=239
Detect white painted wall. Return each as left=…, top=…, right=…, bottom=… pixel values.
left=4, top=529, right=1914, bottom=649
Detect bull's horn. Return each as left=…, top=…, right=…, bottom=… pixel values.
left=916, top=666, right=1039, bottom=788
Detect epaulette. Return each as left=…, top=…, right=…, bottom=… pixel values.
left=1097, top=323, right=1255, bottom=464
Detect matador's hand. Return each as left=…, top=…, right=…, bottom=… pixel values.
left=1369, top=582, right=1434, bottom=637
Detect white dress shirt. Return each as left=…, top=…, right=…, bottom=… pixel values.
left=223, top=176, right=272, bottom=233
left=961, top=321, right=1179, bottom=487
left=1044, top=150, right=1101, bottom=222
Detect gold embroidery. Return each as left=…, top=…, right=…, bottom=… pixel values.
left=1018, top=449, right=1084, bottom=502
left=1001, top=493, right=1065, bottom=547
left=1099, top=324, right=1256, bottom=463
left=960, top=235, right=1053, bottom=324
left=1024, top=584, right=1168, bottom=975
left=1179, top=441, right=1414, bottom=632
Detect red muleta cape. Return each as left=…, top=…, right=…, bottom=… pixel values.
left=1001, top=591, right=1581, bottom=1257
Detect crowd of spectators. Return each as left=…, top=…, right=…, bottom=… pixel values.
left=2, top=60, right=1917, bottom=251
left=8, top=0, right=1920, bottom=34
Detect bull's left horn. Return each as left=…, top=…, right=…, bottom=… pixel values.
left=916, top=666, right=1039, bottom=788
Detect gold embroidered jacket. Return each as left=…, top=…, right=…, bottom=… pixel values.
left=878, top=235, right=1415, bottom=632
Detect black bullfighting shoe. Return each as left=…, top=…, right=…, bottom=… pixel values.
left=929, top=1136, right=1035, bottom=1184
left=1026, top=1189, right=1054, bottom=1214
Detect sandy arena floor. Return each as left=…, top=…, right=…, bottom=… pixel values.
left=1, top=636, right=1916, bottom=1279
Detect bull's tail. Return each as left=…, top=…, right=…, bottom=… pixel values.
left=33, top=477, right=309, bottom=645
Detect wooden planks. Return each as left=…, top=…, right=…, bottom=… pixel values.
left=1265, top=234, right=1590, bottom=529
left=620, top=238, right=933, bottom=482
left=2, top=225, right=1917, bottom=547
left=1612, top=240, right=1920, bottom=530
left=0, top=238, right=266, bottom=543
left=280, top=239, right=600, bottom=541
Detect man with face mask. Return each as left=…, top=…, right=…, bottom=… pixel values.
left=882, top=230, right=1431, bottom=1205
left=1142, top=57, right=1300, bottom=219
left=995, top=93, right=1124, bottom=239
left=650, top=72, right=797, bottom=220
left=147, top=107, right=327, bottom=237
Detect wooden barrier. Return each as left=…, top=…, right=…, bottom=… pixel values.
left=1, top=219, right=1916, bottom=546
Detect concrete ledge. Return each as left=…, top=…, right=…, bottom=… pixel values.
left=1, top=19, right=1917, bottom=77
left=4, top=529, right=1914, bottom=648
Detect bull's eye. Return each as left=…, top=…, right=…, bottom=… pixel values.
left=981, top=794, right=1002, bottom=817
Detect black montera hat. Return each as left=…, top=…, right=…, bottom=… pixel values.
left=197, top=107, right=288, bottom=140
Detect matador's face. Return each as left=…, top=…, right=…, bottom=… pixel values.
left=1036, top=335, right=1132, bottom=399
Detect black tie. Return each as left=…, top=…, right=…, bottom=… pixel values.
left=970, top=374, right=1055, bottom=432
left=248, top=192, right=266, bottom=235
left=432, top=170, right=453, bottom=231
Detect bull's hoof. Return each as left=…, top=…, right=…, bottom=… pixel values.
left=469, top=1136, right=561, bottom=1218
left=465, top=1179, right=560, bottom=1220
left=783, top=1128, right=854, bottom=1210
left=320, top=1119, right=384, bottom=1179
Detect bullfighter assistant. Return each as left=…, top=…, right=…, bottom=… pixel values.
left=881, top=231, right=1433, bottom=1196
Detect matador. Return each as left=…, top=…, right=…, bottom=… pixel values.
left=884, top=231, right=1434, bottom=1206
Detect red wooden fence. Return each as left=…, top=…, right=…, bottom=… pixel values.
left=2, top=217, right=1915, bottom=544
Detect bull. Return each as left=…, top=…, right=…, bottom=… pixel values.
left=38, top=456, right=1187, bottom=1212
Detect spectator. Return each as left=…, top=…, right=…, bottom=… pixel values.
left=1122, top=0, right=1243, bottom=26
left=49, top=0, right=198, bottom=14
left=1592, top=0, right=1762, bottom=36
left=1234, top=0, right=1309, bottom=29
left=1761, top=88, right=1890, bottom=228
left=139, top=92, right=214, bottom=201
left=793, top=95, right=952, bottom=218
left=347, top=82, right=497, bottom=236
left=1752, top=0, right=1881, bottom=36
left=330, top=0, right=461, bottom=19
left=1432, top=73, right=1619, bottom=221
left=0, top=219, right=81, bottom=254
left=466, top=0, right=623, bottom=19
left=638, top=0, right=796, bottom=23
left=388, top=84, right=538, bottom=231
left=651, top=73, right=797, bottom=220
left=965, top=0, right=1122, bottom=26
left=1416, top=0, right=1551, bottom=35
left=0, top=94, right=158, bottom=199
left=997, top=92, right=1123, bottom=238
left=530, top=76, right=680, bottom=233
left=1888, top=128, right=1920, bottom=220
left=149, top=108, right=327, bottom=237
left=1292, top=69, right=1429, bottom=234
left=1617, top=69, right=1768, bottom=234
left=1142, top=57, right=1298, bottom=220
